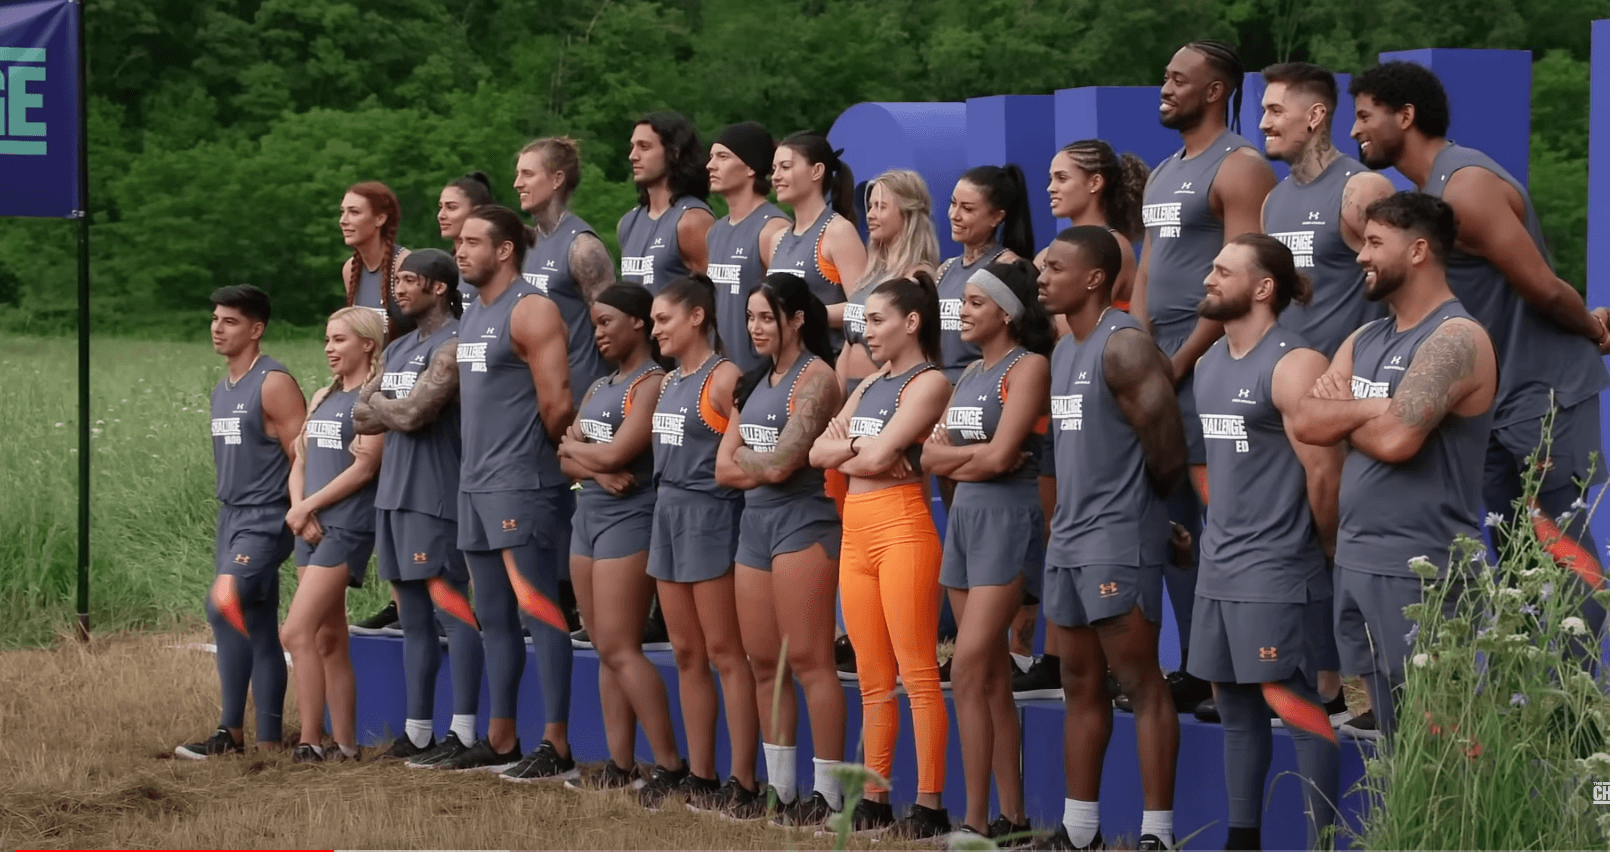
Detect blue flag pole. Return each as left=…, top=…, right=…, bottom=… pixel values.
left=72, top=0, right=88, bottom=639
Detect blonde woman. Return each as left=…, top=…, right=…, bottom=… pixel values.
left=282, top=307, right=386, bottom=762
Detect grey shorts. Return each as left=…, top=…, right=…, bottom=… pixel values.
left=649, top=486, right=741, bottom=583
left=1303, top=591, right=1341, bottom=673
left=457, top=486, right=567, bottom=553
left=375, top=508, right=467, bottom=584
left=736, top=498, right=841, bottom=571
left=571, top=490, right=655, bottom=561
left=1487, top=397, right=1606, bottom=498
left=294, top=524, right=374, bottom=587
left=1333, top=566, right=1460, bottom=679
left=216, top=503, right=294, bottom=598
left=1187, top=597, right=1310, bottom=686
left=940, top=497, right=1045, bottom=596
left=1043, top=562, right=1164, bottom=629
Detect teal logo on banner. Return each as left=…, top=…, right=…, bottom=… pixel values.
left=0, top=0, right=80, bottom=218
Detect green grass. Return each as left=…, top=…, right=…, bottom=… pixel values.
left=0, top=335, right=389, bottom=648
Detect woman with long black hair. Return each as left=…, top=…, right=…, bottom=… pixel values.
left=935, top=165, right=1035, bottom=382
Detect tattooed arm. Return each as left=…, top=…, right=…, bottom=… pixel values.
left=726, top=365, right=843, bottom=487
left=354, top=341, right=459, bottom=434
left=1347, top=317, right=1496, bottom=464
left=568, top=232, right=617, bottom=307
left=1104, top=327, right=1187, bottom=497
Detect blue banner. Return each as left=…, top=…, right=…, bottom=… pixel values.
left=0, top=0, right=79, bottom=218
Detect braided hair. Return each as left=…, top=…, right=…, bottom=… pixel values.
left=343, top=182, right=401, bottom=321
left=1056, top=140, right=1151, bottom=241
left=1186, top=39, right=1246, bottom=133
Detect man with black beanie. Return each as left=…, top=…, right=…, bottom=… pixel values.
left=706, top=121, right=791, bottom=373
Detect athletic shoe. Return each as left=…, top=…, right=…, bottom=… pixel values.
left=685, top=774, right=745, bottom=812
left=292, top=743, right=324, bottom=763
left=564, top=760, right=639, bottom=792
left=950, top=824, right=991, bottom=845
left=331, top=745, right=361, bottom=762
left=635, top=762, right=690, bottom=811
left=717, top=780, right=770, bottom=821
left=500, top=739, right=579, bottom=783
left=1012, top=656, right=1064, bottom=700
left=1167, top=670, right=1212, bottom=712
left=1272, top=693, right=1353, bottom=729
left=1339, top=709, right=1380, bottom=740
left=438, top=737, right=521, bottom=773
left=772, top=791, right=837, bottom=829
left=675, top=772, right=721, bottom=810
left=1034, top=826, right=1103, bottom=850
left=406, top=730, right=470, bottom=768
left=380, top=735, right=435, bottom=761
left=642, top=604, right=672, bottom=651
left=835, top=635, right=858, bottom=681
left=848, top=798, right=895, bottom=834
left=174, top=727, right=243, bottom=761
left=938, top=658, right=953, bottom=690
left=1193, top=696, right=1220, bottom=724
left=570, top=627, right=594, bottom=649
left=887, top=803, right=951, bottom=840
left=989, top=815, right=1035, bottom=848
left=1137, top=833, right=1169, bottom=850
left=350, top=601, right=398, bottom=635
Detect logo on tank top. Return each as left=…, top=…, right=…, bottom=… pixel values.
left=848, top=415, right=885, bottom=438
left=1259, top=646, right=1279, bottom=661
left=709, top=263, right=742, bottom=293
left=940, top=298, right=963, bottom=332
left=652, top=237, right=665, bottom=249
left=1143, top=202, right=1184, bottom=240
left=1385, top=355, right=1406, bottom=372
left=457, top=342, right=488, bottom=373
left=306, top=418, right=343, bottom=451
left=1271, top=222, right=1322, bottom=269
left=1099, top=581, right=1119, bottom=597
left=653, top=411, right=686, bottom=447
left=522, top=272, right=550, bottom=295
left=414, top=552, right=429, bottom=563
left=740, top=423, right=779, bottom=452
left=946, top=406, right=986, bottom=442
left=1351, top=375, right=1391, bottom=399
left=579, top=418, right=615, bottom=443
left=381, top=370, right=418, bottom=398
left=1200, top=413, right=1249, bottom=454
left=622, top=256, right=653, bottom=287
left=1051, top=394, right=1083, bottom=431
left=212, top=416, right=243, bottom=445
left=844, top=303, right=865, bottom=336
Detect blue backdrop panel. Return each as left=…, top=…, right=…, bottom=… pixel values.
left=966, top=94, right=1057, bottom=252
left=828, top=102, right=968, bottom=260
left=1590, top=21, right=1610, bottom=568
left=0, top=0, right=79, bottom=218
left=1053, top=86, right=1179, bottom=170
left=1378, top=48, right=1532, bottom=188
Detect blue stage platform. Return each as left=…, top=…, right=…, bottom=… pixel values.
left=350, top=636, right=1370, bottom=849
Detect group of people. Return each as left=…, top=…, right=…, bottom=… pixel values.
left=180, top=38, right=1610, bottom=852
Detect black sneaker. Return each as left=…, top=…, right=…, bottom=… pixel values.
left=1193, top=695, right=1220, bottom=724
left=565, top=760, right=639, bottom=792
left=1035, top=825, right=1103, bottom=850
left=1012, top=656, right=1064, bottom=699
left=773, top=791, right=837, bottom=829
left=500, top=739, right=579, bottom=783
left=174, top=727, right=244, bottom=761
left=351, top=601, right=399, bottom=636
left=848, top=798, right=895, bottom=834
left=938, top=658, right=953, bottom=690
left=685, top=774, right=744, bottom=813
left=642, top=603, right=671, bottom=651
left=1167, top=670, right=1212, bottom=712
left=888, top=803, right=951, bottom=840
left=380, top=735, right=435, bottom=761
left=571, top=627, right=594, bottom=649
left=1137, top=833, right=1170, bottom=850
left=292, top=743, right=324, bottom=763
left=406, top=731, right=470, bottom=768
left=718, top=780, right=771, bottom=821
left=636, top=762, right=690, bottom=811
left=835, top=635, right=858, bottom=681
left=676, top=772, right=722, bottom=810
left=438, top=737, right=521, bottom=773
left=1339, top=709, right=1380, bottom=740
left=989, top=815, right=1035, bottom=848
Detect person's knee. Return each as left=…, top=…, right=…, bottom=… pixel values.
left=670, top=641, right=708, bottom=673
left=314, top=625, right=344, bottom=659
left=705, top=632, right=749, bottom=676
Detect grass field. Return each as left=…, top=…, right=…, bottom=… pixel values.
left=0, top=335, right=390, bottom=648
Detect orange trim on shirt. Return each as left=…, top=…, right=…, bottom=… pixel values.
left=817, top=240, right=842, bottom=286
left=699, top=368, right=730, bottom=434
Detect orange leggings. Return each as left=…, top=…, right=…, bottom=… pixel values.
left=840, top=483, right=947, bottom=794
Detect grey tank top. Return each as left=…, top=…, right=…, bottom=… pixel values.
left=652, top=355, right=739, bottom=498
left=1046, top=310, right=1167, bottom=567
left=773, top=207, right=847, bottom=350
left=457, top=279, right=565, bottom=492
left=211, top=355, right=292, bottom=507
left=618, top=196, right=712, bottom=294
left=843, top=281, right=872, bottom=351
left=709, top=202, right=789, bottom=375
left=577, top=360, right=662, bottom=500
left=302, top=385, right=377, bottom=531
left=1336, top=300, right=1492, bottom=578
left=1421, top=144, right=1610, bottom=426
left=375, top=320, right=461, bottom=519
left=524, top=213, right=610, bottom=405
left=739, top=353, right=829, bottom=507
left=945, top=346, right=1041, bottom=489
left=1193, top=328, right=1326, bottom=603
left=353, top=246, right=416, bottom=338
left=1142, top=130, right=1256, bottom=354
left=848, top=361, right=937, bottom=476
left=1267, top=156, right=1382, bottom=357
left=936, top=249, right=1008, bottom=381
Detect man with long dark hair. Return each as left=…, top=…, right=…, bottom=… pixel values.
left=619, top=111, right=715, bottom=293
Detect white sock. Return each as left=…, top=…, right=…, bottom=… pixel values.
left=813, top=757, right=844, bottom=811
left=1063, top=799, right=1100, bottom=847
left=1012, top=652, right=1034, bottom=674
left=451, top=714, right=477, bottom=745
left=405, top=719, right=433, bottom=748
left=763, top=743, right=798, bottom=804
left=1141, top=810, right=1174, bottom=847
left=339, top=743, right=360, bottom=758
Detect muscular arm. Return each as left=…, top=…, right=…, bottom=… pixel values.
left=568, top=231, right=617, bottom=306
left=1112, top=232, right=1138, bottom=308
left=1292, top=328, right=1368, bottom=445
left=1348, top=318, right=1494, bottom=464
left=838, top=370, right=951, bottom=477
left=1130, top=231, right=1155, bottom=336
left=355, top=341, right=459, bottom=434
left=1104, top=327, right=1187, bottom=497
left=1442, top=167, right=1609, bottom=346
left=1337, top=171, right=1396, bottom=253
left=1273, top=347, right=1344, bottom=560
left=561, top=373, right=663, bottom=472
left=261, top=371, right=307, bottom=464
left=511, top=295, right=575, bottom=444
left=725, top=366, right=841, bottom=487
left=676, top=207, right=715, bottom=276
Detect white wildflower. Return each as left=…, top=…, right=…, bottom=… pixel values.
left=1499, top=587, right=1524, bottom=599
left=53, top=422, right=62, bottom=427
left=1563, top=616, right=1589, bottom=636
left=1411, top=653, right=1430, bottom=668
left=1572, top=497, right=1590, bottom=513
left=1485, top=512, right=1505, bottom=527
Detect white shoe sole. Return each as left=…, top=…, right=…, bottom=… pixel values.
left=501, top=767, right=581, bottom=783
left=348, top=625, right=396, bottom=636
left=1012, top=688, right=1065, bottom=700
left=173, top=747, right=210, bottom=761
left=570, top=639, right=595, bottom=649
left=452, top=760, right=519, bottom=773
left=837, top=670, right=858, bottom=681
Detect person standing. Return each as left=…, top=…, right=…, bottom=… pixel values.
left=340, top=181, right=414, bottom=340
left=706, top=122, right=791, bottom=374
left=619, top=112, right=715, bottom=293
left=936, top=166, right=1035, bottom=382
left=1041, top=139, right=1149, bottom=308
left=770, top=132, right=867, bottom=347
left=438, top=172, right=498, bottom=307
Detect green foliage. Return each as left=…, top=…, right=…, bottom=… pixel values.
left=3, top=0, right=1603, bottom=331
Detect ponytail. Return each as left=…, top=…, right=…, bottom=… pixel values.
left=1057, top=140, right=1151, bottom=241
left=869, top=270, right=941, bottom=366
left=734, top=272, right=837, bottom=408
left=658, top=274, right=724, bottom=356
left=960, top=164, right=1035, bottom=260
left=450, top=171, right=497, bottom=208
left=780, top=131, right=855, bottom=222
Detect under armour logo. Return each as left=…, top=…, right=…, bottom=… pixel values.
left=767, top=414, right=777, bottom=421
left=1237, top=389, right=1251, bottom=399
left=978, top=395, right=988, bottom=402
left=879, top=409, right=889, bottom=416
left=1259, top=646, right=1279, bottom=661
left=735, top=247, right=746, bottom=256
left=413, top=552, right=429, bottom=563
left=1306, top=211, right=1322, bottom=222
left=1390, top=356, right=1402, bottom=365
left=234, top=554, right=250, bottom=565
left=1077, top=371, right=1088, bottom=381
left=1180, top=182, right=1193, bottom=190
left=501, top=519, right=518, bottom=531
left=1099, top=581, right=1119, bottom=598
left=486, top=327, right=496, bottom=335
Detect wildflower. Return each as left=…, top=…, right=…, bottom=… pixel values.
left=54, top=422, right=62, bottom=427
left=1404, top=623, right=1420, bottom=645
left=151, top=454, right=159, bottom=459
left=1520, top=604, right=1540, bottom=617
left=1412, top=653, right=1430, bottom=668
left=1559, top=510, right=1578, bottom=524
left=1510, top=692, right=1529, bottom=707
left=1541, top=582, right=1555, bottom=601
left=1499, top=587, right=1524, bottom=600
left=1408, top=555, right=1438, bottom=579
left=1485, top=511, right=1505, bottom=527
left=90, top=428, right=101, bottom=435
left=96, top=419, right=103, bottom=424
left=1572, top=496, right=1589, bottom=513
left=1563, top=616, right=1588, bottom=636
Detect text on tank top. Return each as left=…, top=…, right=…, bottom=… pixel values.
left=375, top=320, right=462, bottom=519
left=457, top=279, right=565, bottom=492
left=523, top=212, right=610, bottom=405
left=739, top=353, right=828, bottom=506
left=843, top=280, right=873, bottom=350
left=1046, top=310, right=1166, bottom=567
left=618, top=196, right=713, bottom=294
left=211, top=355, right=293, bottom=507
left=848, top=361, right=936, bottom=475
left=1266, top=156, right=1382, bottom=357
left=1336, top=301, right=1492, bottom=578
left=652, top=354, right=739, bottom=498
left=1193, top=328, right=1326, bottom=603
left=302, top=385, right=378, bottom=531
left=1141, top=130, right=1256, bottom=354
left=577, top=360, right=663, bottom=498
left=936, top=248, right=1007, bottom=380
left=1420, top=143, right=1610, bottom=425
left=944, top=346, right=1042, bottom=485
left=353, top=246, right=416, bottom=338
left=708, top=202, right=789, bottom=375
